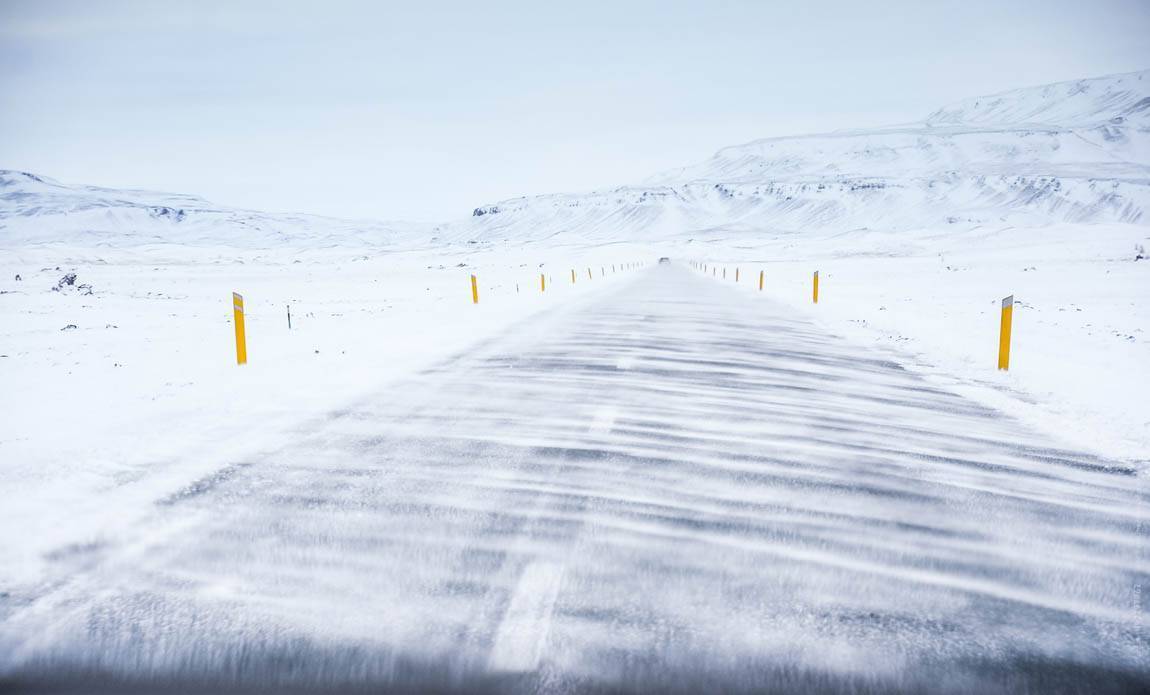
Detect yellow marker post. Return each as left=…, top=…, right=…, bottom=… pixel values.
left=759, top=270, right=764, bottom=291
left=587, top=268, right=592, bottom=280
left=540, top=273, right=546, bottom=292
left=812, top=271, right=819, bottom=304
left=471, top=274, right=479, bottom=304
left=232, top=292, right=247, bottom=365
left=571, top=269, right=576, bottom=284
left=998, top=295, right=1013, bottom=370
left=735, top=268, right=740, bottom=282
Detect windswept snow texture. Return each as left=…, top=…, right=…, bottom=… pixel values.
left=455, top=70, right=1150, bottom=242
left=2, top=267, right=1146, bottom=694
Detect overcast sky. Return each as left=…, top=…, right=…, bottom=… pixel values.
left=1, top=1, right=1148, bottom=221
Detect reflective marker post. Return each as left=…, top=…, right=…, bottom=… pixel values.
left=233, top=292, right=247, bottom=365
left=998, top=295, right=1013, bottom=370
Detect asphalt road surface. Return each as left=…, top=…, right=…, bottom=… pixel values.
left=2, top=264, right=1147, bottom=694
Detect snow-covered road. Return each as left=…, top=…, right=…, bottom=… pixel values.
left=2, top=264, right=1147, bottom=693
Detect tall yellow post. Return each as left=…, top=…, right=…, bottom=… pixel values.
left=759, top=270, right=764, bottom=291
left=471, top=274, right=479, bottom=304
left=735, top=268, right=740, bottom=282
left=571, top=269, right=576, bottom=283
left=540, top=273, right=546, bottom=292
left=998, top=295, right=1013, bottom=370
left=812, top=271, right=819, bottom=304
left=232, top=292, right=247, bottom=365
left=587, top=267, right=592, bottom=280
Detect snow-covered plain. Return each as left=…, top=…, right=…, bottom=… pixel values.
left=0, top=69, right=1148, bottom=690
left=2, top=266, right=1146, bottom=693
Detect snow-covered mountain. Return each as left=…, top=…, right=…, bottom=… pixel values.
left=2, top=70, right=1148, bottom=249
left=923, top=69, right=1149, bottom=128
left=0, top=170, right=421, bottom=248
left=449, top=69, right=1150, bottom=243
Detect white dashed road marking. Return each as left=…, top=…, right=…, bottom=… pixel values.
left=487, top=561, right=566, bottom=672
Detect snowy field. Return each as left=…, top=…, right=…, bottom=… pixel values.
left=1, top=263, right=1146, bottom=693
left=2, top=220, right=1146, bottom=598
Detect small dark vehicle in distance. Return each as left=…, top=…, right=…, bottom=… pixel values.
left=658, top=257, right=670, bottom=264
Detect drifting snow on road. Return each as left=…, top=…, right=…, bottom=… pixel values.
left=1, top=265, right=1147, bottom=693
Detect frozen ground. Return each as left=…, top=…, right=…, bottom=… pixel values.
left=0, top=265, right=1146, bottom=693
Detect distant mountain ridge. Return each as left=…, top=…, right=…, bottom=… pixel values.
left=2, top=69, right=1148, bottom=248
left=0, top=170, right=419, bottom=248
left=453, top=69, right=1148, bottom=244
left=924, top=70, right=1150, bottom=128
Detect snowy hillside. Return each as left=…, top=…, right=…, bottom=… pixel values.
left=4, top=70, right=1147, bottom=249
left=0, top=170, right=422, bottom=249
left=453, top=70, right=1150, bottom=243
left=924, top=69, right=1150, bottom=128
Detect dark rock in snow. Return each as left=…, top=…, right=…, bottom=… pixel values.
left=53, top=273, right=78, bottom=291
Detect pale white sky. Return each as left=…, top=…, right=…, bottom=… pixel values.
left=2, top=0, right=1148, bottom=221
